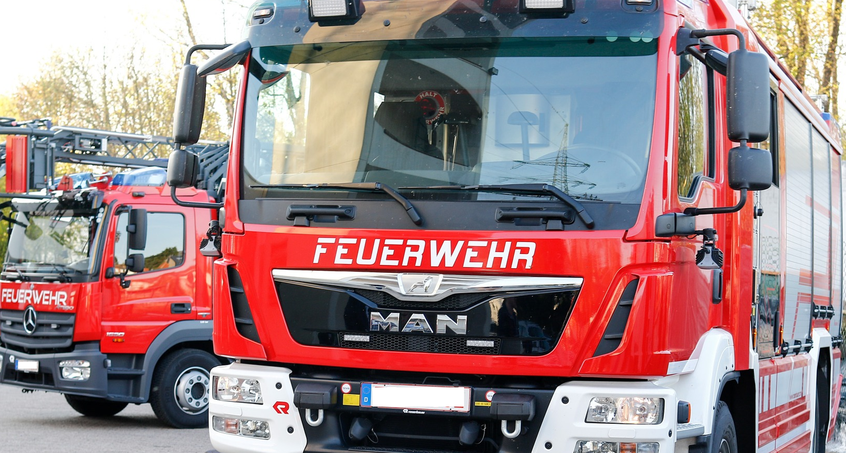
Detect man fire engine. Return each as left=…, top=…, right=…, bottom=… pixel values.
left=169, top=0, right=843, bottom=450
left=0, top=123, right=227, bottom=428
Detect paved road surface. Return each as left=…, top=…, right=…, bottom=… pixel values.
left=3, top=382, right=846, bottom=453
left=0, top=384, right=214, bottom=453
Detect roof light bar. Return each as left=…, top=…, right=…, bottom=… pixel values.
left=520, top=0, right=575, bottom=14
left=308, top=0, right=364, bottom=22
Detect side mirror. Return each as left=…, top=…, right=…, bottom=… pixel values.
left=127, top=209, right=147, bottom=250
left=24, top=222, right=43, bottom=240
left=167, top=149, right=201, bottom=188
left=173, top=41, right=249, bottom=146
left=119, top=253, right=145, bottom=288
left=728, top=146, right=772, bottom=191
left=173, top=64, right=207, bottom=146
left=726, top=49, right=770, bottom=143
left=125, top=253, right=146, bottom=273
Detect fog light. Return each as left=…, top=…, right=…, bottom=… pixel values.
left=59, top=360, right=91, bottom=381
left=575, top=441, right=659, bottom=453
left=212, top=416, right=270, bottom=439
left=586, top=397, right=663, bottom=424
left=213, top=376, right=263, bottom=403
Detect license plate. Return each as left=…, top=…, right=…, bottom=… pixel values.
left=360, top=383, right=470, bottom=412
left=15, top=359, right=39, bottom=373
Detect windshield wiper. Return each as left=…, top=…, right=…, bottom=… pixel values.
left=251, top=182, right=423, bottom=226
left=43, top=264, right=77, bottom=282
left=2, top=265, right=29, bottom=281
left=406, top=183, right=594, bottom=229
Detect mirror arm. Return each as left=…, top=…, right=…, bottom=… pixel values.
left=170, top=186, right=223, bottom=209
left=119, top=269, right=131, bottom=289
left=676, top=27, right=747, bottom=55
left=183, top=44, right=230, bottom=65
left=689, top=28, right=746, bottom=50
left=684, top=188, right=747, bottom=217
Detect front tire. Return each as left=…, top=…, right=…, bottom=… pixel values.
left=150, top=348, right=218, bottom=428
left=711, top=401, right=737, bottom=453
left=65, top=394, right=128, bottom=417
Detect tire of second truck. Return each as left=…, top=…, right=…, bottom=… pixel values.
left=64, top=394, right=128, bottom=417
left=710, top=401, right=738, bottom=453
left=150, top=348, right=219, bottom=428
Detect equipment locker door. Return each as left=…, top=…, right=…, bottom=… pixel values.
left=753, top=89, right=781, bottom=358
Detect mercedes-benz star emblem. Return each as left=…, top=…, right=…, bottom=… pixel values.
left=22, top=306, right=37, bottom=335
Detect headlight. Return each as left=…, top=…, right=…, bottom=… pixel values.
left=213, top=376, right=263, bottom=403
left=575, top=441, right=659, bottom=453
left=212, top=416, right=270, bottom=439
left=59, top=360, right=91, bottom=381
left=586, top=397, right=663, bottom=424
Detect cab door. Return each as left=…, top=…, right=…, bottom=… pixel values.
left=100, top=205, right=195, bottom=354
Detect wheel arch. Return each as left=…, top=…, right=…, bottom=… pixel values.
left=812, top=329, right=833, bottom=451
left=720, top=369, right=755, bottom=452
left=138, top=320, right=219, bottom=401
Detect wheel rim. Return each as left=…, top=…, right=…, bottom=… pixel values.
left=173, top=366, right=210, bottom=415
left=718, top=438, right=731, bottom=453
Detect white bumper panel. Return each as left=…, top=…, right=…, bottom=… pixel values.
left=210, top=364, right=685, bottom=453
left=209, top=362, right=307, bottom=453
left=531, top=381, right=676, bottom=453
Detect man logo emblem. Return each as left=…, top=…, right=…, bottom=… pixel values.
left=397, top=274, right=442, bottom=296
left=23, top=306, right=38, bottom=335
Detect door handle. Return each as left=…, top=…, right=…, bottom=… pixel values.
left=171, top=303, right=192, bottom=314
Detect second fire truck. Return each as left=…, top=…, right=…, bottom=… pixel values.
left=0, top=123, right=227, bottom=428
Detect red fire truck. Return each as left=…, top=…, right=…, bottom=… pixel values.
left=169, top=0, right=843, bottom=450
left=0, top=123, right=228, bottom=428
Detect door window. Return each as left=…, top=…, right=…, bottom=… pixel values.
left=113, top=211, right=185, bottom=274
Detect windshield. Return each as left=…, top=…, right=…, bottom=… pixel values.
left=4, top=206, right=104, bottom=279
left=242, top=38, right=657, bottom=205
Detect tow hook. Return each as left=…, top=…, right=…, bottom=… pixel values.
left=294, top=383, right=337, bottom=428
left=490, top=393, right=535, bottom=439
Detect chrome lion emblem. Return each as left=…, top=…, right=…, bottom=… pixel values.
left=397, top=274, right=442, bottom=296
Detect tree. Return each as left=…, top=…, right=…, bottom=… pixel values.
left=173, top=0, right=243, bottom=135
left=752, top=0, right=844, bottom=123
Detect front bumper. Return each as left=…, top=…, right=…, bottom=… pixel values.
left=0, top=342, right=108, bottom=398
left=209, top=362, right=681, bottom=453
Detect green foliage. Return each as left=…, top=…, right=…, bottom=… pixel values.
left=0, top=94, right=20, bottom=119
left=144, top=246, right=183, bottom=271
left=10, top=47, right=231, bottom=142
left=0, top=176, right=11, bottom=262
left=751, top=0, right=843, bottom=122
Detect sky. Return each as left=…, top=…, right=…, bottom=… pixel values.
left=0, top=0, right=253, bottom=96
left=0, top=0, right=842, bottom=127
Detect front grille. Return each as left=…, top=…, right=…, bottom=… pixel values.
left=277, top=278, right=578, bottom=356
left=0, top=309, right=75, bottom=353
left=339, top=332, right=501, bottom=355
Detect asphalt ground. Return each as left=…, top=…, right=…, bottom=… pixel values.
left=0, top=384, right=214, bottom=453
left=2, top=381, right=846, bottom=452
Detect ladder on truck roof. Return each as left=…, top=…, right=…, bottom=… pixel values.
left=0, top=120, right=228, bottom=201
